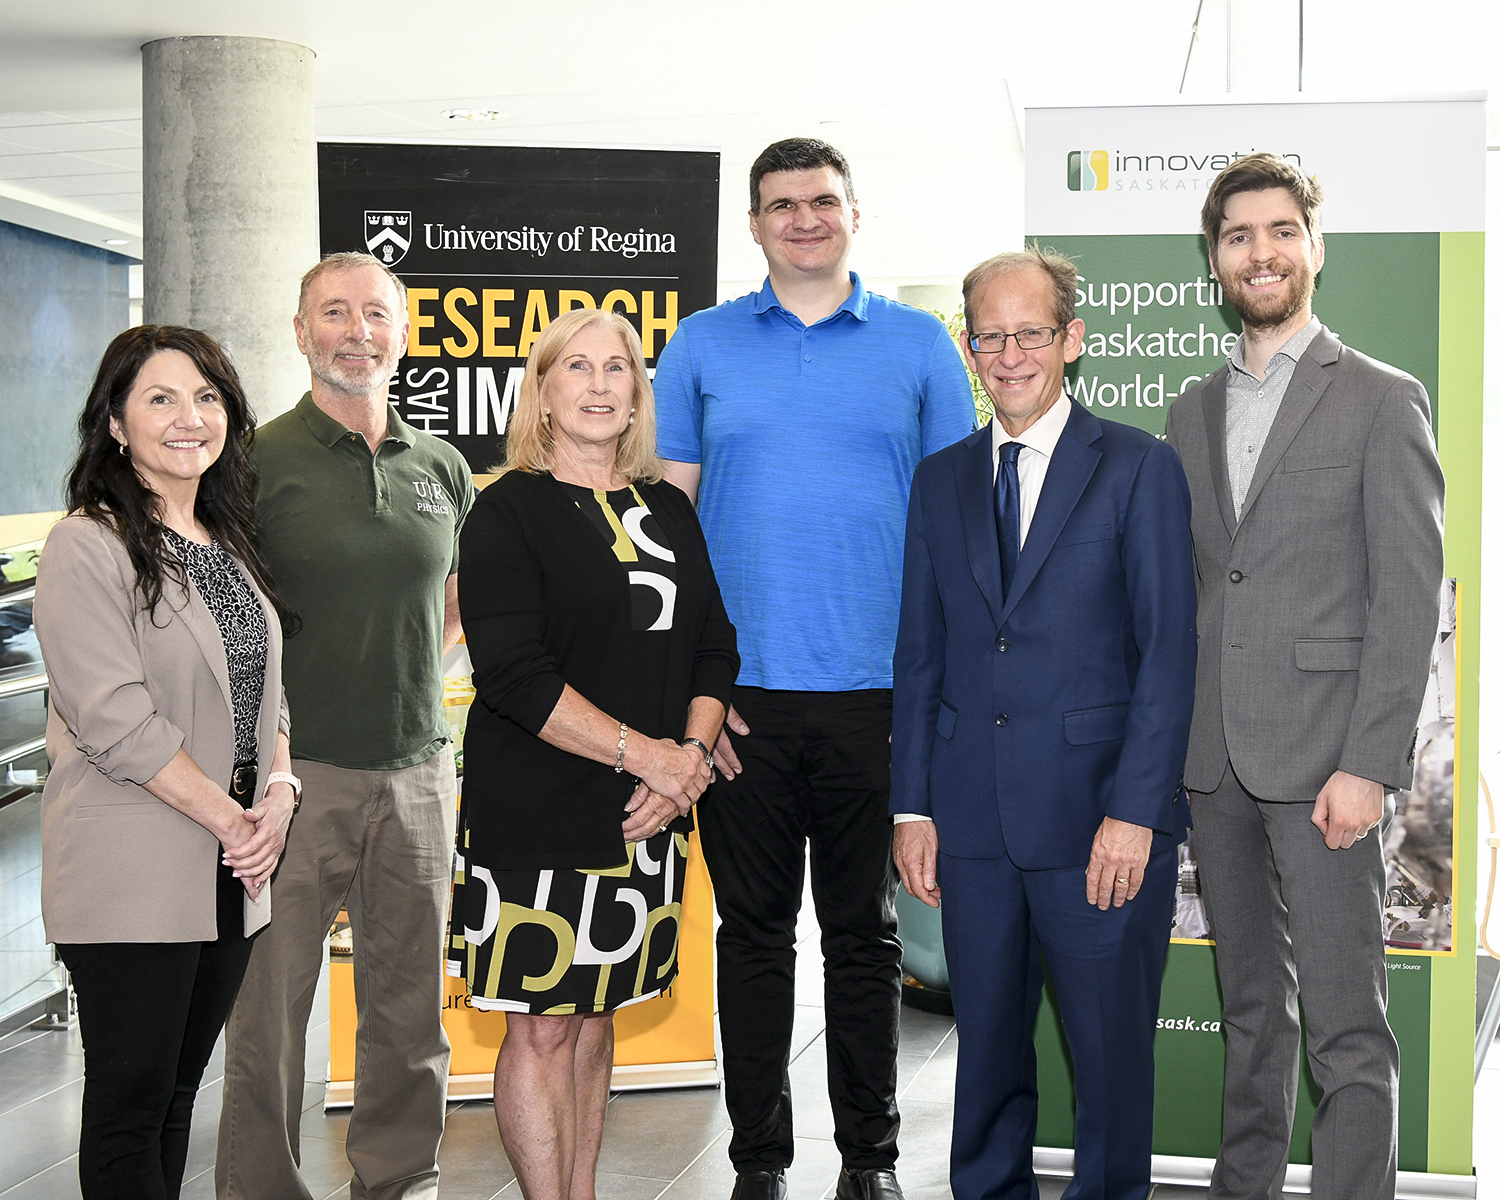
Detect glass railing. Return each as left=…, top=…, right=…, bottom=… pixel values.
left=0, top=536, right=48, bottom=803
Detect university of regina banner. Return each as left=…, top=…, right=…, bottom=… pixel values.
left=318, top=142, right=723, bottom=1100
left=318, top=141, right=720, bottom=470
left=1025, top=98, right=1484, bottom=1191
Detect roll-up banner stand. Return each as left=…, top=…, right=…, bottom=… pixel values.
left=317, top=142, right=722, bottom=1102
left=1023, top=97, right=1484, bottom=1197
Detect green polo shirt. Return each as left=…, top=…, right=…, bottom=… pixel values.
left=255, top=394, right=474, bottom=770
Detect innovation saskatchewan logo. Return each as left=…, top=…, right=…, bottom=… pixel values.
left=1067, top=150, right=1110, bottom=192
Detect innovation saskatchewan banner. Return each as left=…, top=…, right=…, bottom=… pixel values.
left=1025, top=98, right=1484, bottom=1191
left=318, top=142, right=723, bottom=1100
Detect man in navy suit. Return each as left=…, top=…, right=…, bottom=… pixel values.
left=891, top=247, right=1197, bottom=1200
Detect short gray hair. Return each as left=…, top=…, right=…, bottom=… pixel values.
left=297, top=252, right=407, bottom=317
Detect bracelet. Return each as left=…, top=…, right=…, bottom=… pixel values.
left=614, top=723, right=629, bottom=773
left=682, top=737, right=715, bottom=772
left=266, top=770, right=303, bottom=813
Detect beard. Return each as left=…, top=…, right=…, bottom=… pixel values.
left=1220, top=260, right=1317, bottom=332
left=306, top=338, right=397, bottom=396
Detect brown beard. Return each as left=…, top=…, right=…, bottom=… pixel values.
left=1221, top=262, right=1317, bottom=332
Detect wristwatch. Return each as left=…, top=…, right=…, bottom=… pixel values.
left=266, top=770, right=303, bottom=813
left=681, top=737, right=715, bottom=772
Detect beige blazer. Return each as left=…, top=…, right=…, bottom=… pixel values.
left=34, top=514, right=289, bottom=943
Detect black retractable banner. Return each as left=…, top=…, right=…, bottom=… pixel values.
left=318, top=143, right=721, bottom=470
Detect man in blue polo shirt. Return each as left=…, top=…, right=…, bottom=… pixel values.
left=654, top=137, right=975, bottom=1200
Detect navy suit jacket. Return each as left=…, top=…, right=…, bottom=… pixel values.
left=891, top=401, right=1197, bottom=870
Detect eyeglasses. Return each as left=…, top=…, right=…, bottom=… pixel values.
left=967, top=325, right=1065, bottom=354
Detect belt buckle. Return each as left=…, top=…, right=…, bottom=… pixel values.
left=231, top=764, right=256, bottom=796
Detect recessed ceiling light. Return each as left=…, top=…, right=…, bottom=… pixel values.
left=441, top=108, right=505, bottom=122
left=104, top=239, right=129, bottom=245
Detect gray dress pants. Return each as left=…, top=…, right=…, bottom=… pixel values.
left=216, top=748, right=457, bottom=1200
left=1190, top=767, right=1398, bottom=1200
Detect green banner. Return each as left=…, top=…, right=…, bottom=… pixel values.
left=1023, top=99, right=1484, bottom=1186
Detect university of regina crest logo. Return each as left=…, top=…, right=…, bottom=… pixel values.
left=364, top=211, right=412, bottom=265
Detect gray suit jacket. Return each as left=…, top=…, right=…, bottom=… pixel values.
left=35, top=514, right=289, bottom=943
left=1165, top=326, right=1444, bottom=800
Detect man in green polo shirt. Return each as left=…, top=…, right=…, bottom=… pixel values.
left=217, top=251, right=473, bottom=1200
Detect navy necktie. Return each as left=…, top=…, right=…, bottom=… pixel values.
left=995, top=441, right=1023, bottom=600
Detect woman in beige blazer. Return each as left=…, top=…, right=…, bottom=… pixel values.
left=33, top=325, right=299, bottom=1200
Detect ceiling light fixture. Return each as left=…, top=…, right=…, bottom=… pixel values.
left=441, top=108, right=505, bottom=122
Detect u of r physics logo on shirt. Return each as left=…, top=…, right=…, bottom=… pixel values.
left=412, top=478, right=453, bottom=516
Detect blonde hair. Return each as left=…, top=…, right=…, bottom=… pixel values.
left=499, top=308, right=663, bottom=483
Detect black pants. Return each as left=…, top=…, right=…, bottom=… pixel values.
left=57, top=779, right=257, bottom=1199
left=698, top=686, right=902, bottom=1172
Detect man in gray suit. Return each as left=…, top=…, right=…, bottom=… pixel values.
left=1165, top=153, right=1444, bottom=1200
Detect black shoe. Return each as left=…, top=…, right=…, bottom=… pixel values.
left=835, top=1167, right=904, bottom=1200
left=730, top=1169, right=787, bottom=1200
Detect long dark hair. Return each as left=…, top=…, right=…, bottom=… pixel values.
left=66, top=325, right=297, bottom=631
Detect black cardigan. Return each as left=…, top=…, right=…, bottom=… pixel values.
left=458, top=470, right=739, bottom=870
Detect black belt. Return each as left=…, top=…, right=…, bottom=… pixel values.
left=229, top=762, right=257, bottom=803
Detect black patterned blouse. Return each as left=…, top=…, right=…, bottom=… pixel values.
left=165, top=530, right=269, bottom=766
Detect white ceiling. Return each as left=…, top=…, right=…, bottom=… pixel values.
left=0, top=0, right=1495, bottom=296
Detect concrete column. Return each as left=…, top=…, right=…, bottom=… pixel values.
left=142, top=37, right=319, bottom=421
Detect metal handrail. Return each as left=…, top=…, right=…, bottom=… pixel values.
left=0, top=736, right=45, bottom=769
left=0, top=671, right=47, bottom=702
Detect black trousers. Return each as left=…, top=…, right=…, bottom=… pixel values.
left=57, top=779, right=257, bottom=1199
left=698, top=686, right=902, bottom=1172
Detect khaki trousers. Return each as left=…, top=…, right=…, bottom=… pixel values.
left=216, top=748, right=457, bottom=1200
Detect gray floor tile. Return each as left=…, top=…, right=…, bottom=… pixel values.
left=783, top=1040, right=930, bottom=1145
left=177, top=1165, right=217, bottom=1200
left=302, top=1104, right=350, bottom=1146
left=293, top=1130, right=357, bottom=1199
left=888, top=1097, right=954, bottom=1200
left=660, top=1128, right=845, bottom=1200
left=433, top=1099, right=515, bottom=1199
left=794, top=936, right=826, bottom=1007
left=788, top=1004, right=826, bottom=1064
left=585, top=1172, right=671, bottom=1200
left=895, top=1006, right=956, bottom=1059
left=785, top=1039, right=837, bottom=1142
left=0, top=1028, right=82, bottom=1113
left=897, top=1028, right=956, bottom=1106
left=179, top=1078, right=225, bottom=1190
left=0, top=1157, right=79, bottom=1200
left=0, top=797, right=43, bottom=891
left=598, top=1086, right=732, bottom=1180
left=0, top=1075, right=82, bottom=1193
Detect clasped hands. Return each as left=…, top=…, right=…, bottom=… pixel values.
left=219, top=780, right=297, bottom=899
left=621, top=736, right=714, bottom=842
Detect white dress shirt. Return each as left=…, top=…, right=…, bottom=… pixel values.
left=895, top=392, right=1071, bottom=823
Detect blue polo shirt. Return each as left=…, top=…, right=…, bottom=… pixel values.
left=654, top=273, right=975, bottom=691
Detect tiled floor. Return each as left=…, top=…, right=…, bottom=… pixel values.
left=0, top=618, right=62, bottom=1031
left=0, top=773, right=1494, bottom=1199
left=0, top=938, right=1219, bottom=1200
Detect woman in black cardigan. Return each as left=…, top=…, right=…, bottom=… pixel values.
left=450, top=307, right=738, bottom=1200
